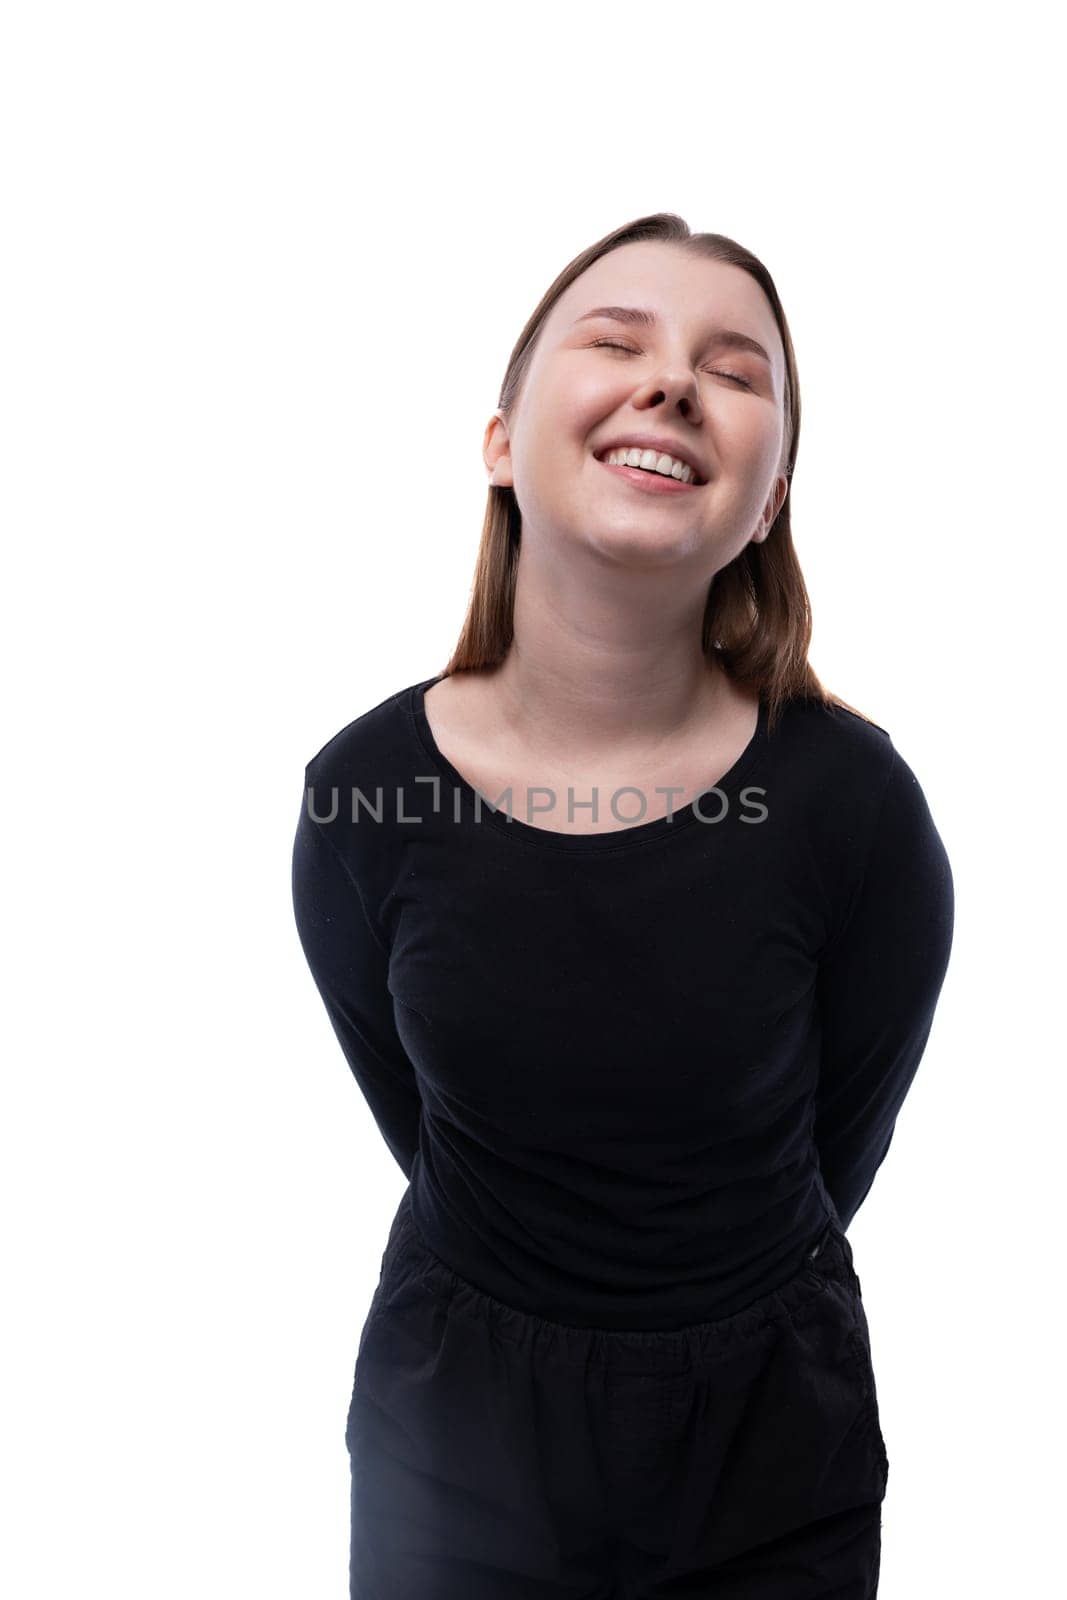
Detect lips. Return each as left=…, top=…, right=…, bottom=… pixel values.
left=596, top=457, right=700, bottom=495
left=593, top=438, right=708, bottom=485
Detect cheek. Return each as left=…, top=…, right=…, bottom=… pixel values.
left=540, top=360, right=629, bottom=429
left=525, top=378, right=593, bottom=442
left=561, top=382, right=616, bottom=436
left=527, top=402, right=615, bottom=481
left=750, top=408, right=786, bottom=473
left=723, top=415, right=785, bottom=491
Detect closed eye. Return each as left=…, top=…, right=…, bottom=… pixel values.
left=588, top=338, right=753, bottom=391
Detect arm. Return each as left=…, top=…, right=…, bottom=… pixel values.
left=291, top=782, right=422, bottom=1180
left=813, top=746, right=955, bottom=1230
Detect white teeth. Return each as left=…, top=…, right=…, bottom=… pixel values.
left=604, top=447, right=696, bottom=483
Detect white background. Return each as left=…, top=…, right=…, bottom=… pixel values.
left=3, top=2, right=1062, bottom=1594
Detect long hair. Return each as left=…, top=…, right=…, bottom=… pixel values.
left=440, top=212, right=873, bottom=732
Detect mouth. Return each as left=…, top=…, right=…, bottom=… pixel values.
left=592, top=444, right=708, bottom=488
left=593, top=451, right=705, bottom=495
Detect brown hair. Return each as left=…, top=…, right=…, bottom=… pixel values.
left=440, top=211, right=873, bottom=732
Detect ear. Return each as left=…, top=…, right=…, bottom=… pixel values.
left=485, top=409, right=513, bottom=487
left=756, top=472, right=790, bottom=540
left=747, top=473, right=789, bottom=546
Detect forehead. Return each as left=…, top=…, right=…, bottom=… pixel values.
left=545, top=240, right=783, bottom=372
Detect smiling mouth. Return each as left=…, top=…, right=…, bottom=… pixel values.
left=594, top=455, right=704, bottom=494
left=593, top=448, right=707, bottom=487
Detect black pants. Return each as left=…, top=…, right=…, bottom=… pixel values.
left=346, top=1192, right=889, bottom=1598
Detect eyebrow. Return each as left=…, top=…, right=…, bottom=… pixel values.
left=572, top=305, right=773, bottom=367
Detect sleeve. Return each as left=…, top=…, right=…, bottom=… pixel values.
left=291, top=778, right=422, bottom=1181
left=813, top=745, right=955, bottom=1230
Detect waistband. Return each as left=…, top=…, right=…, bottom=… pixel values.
left=373, top=1190, right=860, bottom=1376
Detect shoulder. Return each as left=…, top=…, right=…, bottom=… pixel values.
left=300, top=677, right=425, bottom=852
left=302, top=678, right=424, bottom=791
left=770, top=694, right=897, bottom=812
left=297, top=679, right=432, bottom=918
left=786, top=698, right=944, bottom=834
left=766, top=696, right=915, bottom=905
left=778, top=693, right=950, bottom=905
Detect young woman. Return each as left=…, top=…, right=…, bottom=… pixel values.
left=292, top=212, right=955, bottom=1599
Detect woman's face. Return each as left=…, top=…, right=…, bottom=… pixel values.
left=488, top=241, right=789, bottom=578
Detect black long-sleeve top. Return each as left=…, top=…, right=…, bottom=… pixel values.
left=292, top=673, right=954, bottom=1331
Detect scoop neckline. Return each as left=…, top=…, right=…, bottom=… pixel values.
left=406, top=673, right=771, bottom=854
